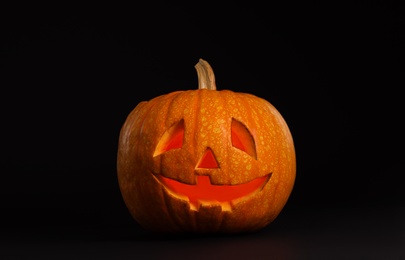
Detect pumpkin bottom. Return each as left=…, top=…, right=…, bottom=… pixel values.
left=119, top=171, right=290, bottom=233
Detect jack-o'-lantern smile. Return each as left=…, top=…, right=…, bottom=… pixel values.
left=153, top=173, right=272, bottom=211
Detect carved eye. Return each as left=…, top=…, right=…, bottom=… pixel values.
left=231, top=118, right=257, bottom=159
left=154, top=119, right=185, bottom=157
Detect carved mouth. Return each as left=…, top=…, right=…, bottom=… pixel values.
left=153, top=173, right=272, bottom=211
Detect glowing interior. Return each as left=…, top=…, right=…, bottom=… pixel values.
left=158, top=174, right=271, bottom=211
left=231, top=118, right=257, bottom=159
left=154, top=119, right=184, bottom=157
left=196, top=148, right=219, bottom=168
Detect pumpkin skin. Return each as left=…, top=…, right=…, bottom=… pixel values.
left=117, top=59, right=295, bottom=233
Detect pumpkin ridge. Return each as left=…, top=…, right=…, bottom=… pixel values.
left=191, top=89, right=203, bottom=164
left=233, top=91, right=257, bottom=145
left=217, top=90, right=233, bottom=185
left=193, top=89, right=207, bottom=168
left=138, top=95, right=166, bottom=136
left=237, top=93, right=265, bottom=178
left=165, top=91, right=186, bottom=126
left=157, top=91, right=185, bottom=179
left=161, top=183, right=185, bottom=232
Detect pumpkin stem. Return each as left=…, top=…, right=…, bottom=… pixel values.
left=195, top=59, right=217, bottom=90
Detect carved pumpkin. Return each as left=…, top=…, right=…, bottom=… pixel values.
left=117, top=59, right=296, bottom=233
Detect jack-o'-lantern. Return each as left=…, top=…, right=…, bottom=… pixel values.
left=117, top=59, right=296, bottom=233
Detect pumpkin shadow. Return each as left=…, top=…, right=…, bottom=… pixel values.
left=103, top=225, right=298, bottom=259
left=114, top=226, right=258, bottom=242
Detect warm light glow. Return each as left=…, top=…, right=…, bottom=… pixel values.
left=231, top=118, right=257, bottom=159
left=154, top=119, right=184, bottom=157
left=157, top=174, right=271, bottom=211
left=196, top=148, right=219, bottom=168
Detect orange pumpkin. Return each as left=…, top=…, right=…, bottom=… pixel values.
left=117, top=59, right=296, bottom=233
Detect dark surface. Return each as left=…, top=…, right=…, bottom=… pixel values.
left=1, top=204, right=404, bottom=259
left=1, top=1, right=404, bottom=259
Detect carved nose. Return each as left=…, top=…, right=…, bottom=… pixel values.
left=196, top=148, right=219, bottom=169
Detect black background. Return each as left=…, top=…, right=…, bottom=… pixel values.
left=1, top=1, right=404, bottom=259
